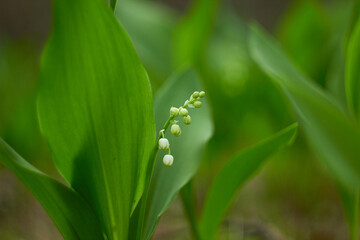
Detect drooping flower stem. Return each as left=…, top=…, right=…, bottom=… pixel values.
left=136, top=91, right=205, bottom=239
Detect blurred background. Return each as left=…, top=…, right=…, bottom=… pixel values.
left=0, top=0, right=353, bottom=239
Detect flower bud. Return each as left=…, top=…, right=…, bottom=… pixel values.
left=170, top=107, right=179, bottom=117
left=179, top=107, right=189, bottom=116
left=199, top=91, right=205, bottom=98
left=163, top=154, right=174, bottom=166
left=158, top=138, right=170, bottom=150
left=192, top=91, right=200, bottom=98
left=171, top=124, right=181, bottom=136
left=194, top=101, right=202, bottom=108
left=185, top=100, right=195, bottom=108
left=183, top=115, right=191, bottom=125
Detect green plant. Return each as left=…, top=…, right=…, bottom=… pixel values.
left=182, top=123, right=298, bottom=240
left=0, top=0, right=302, bottom=239
left=0, top=0, right=210, bottom=239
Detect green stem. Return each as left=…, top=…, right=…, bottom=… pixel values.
left=351, top=190, right=359, bottom=240
left=135, top=116, right=174, bottom=240
left=136, top=97, right=198, bottom=239
left=180, top=181, right=201, bottom=240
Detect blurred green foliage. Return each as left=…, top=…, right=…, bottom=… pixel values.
left=1, top=0, right=359, bottom=239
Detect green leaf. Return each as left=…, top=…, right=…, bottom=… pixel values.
left=115, top=1, right=177, bottom=87
left=143, top=69, right=213, bottom=239
left=338, top=183, right=359, bottom=240
left=0, top=138, right=103, bottom=240
left=344, top=0, right=360, bottom=51
left=105, top=0, right=117, bottom=11
left=110, top=0, right=117, bottom=11
left=173, top=0, right=220, bottom=67
left=249, top=24, right=360, bottom=191
left=198, top=123, right=298, bottom=240
left=249, top=24, right=360, bottom=239
left=346, top=17, right=360, bottom=121
left=37, top=0, right=156, bottom=239
left=180, top=181, right=200, bottom=240
left=276, top=0, right=331, bottom=86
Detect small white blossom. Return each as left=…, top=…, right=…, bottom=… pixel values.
left=183, top=115, right=191, bottom=125
left=194, top=101, right=202, bottom=108
left=192, top=91, right=200, bottom=98
left=179, top=107, right=189, bottom=116
left=163, top=154, right=174, bottom=166
left=170, top=107, right=179, bottom=117
left=171, top=124, right=181, bottom=136
left=158, top=138, right=170, bottom=150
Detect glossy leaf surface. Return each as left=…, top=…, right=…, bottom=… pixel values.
left=37, top=0, right=156, bottom=239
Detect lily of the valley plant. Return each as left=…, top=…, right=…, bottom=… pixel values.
left=0, top=0, right=300, bottom=239
left=0, top=0, right=209, bottom=239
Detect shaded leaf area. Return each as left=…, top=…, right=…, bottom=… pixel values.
left=0, top=138, right=103, bottom=240
left=249, top=24, right=360, bottom=191
left=249, top=24, right=360, bottom=239
left=110, top=0, right=117, bottom=11
left=199, top=123, right=298, bottom=240
left=344, top=0, right=360, bottom=51
left=323, top=0, right=351, bottom=106
left=143, top=69, right=213, bottom=239
left=37, top=0, right=155, bottom=239
left=0, top=40, right=39, bottom=130
left=276, top=0, right=333, bottom=87
left=115, top=0, right=177, bottom=89
left=180, top=181, right=200, bottom=240
left=346, top=17, right=360, bottom=121
left=0, top=40, right=50, bottom=165
left=199, top=10, right=294, bottom=165
left=338, top=182, right=359, bottom=240
left=173, top=0, right=220, bottom=67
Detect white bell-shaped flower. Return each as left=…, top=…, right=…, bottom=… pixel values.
left=171, top=124, right=181, bottom=136
left=183, top=115, right=191, bottom=125
left=158, top=138, right=170, bottom=150
left=179, top=107, right=189, bottom=116
left=163, top=154, right=174, bottom=166
left=170, top=107, right=179, bottom=117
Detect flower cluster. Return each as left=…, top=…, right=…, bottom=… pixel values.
left=158, top=91, right=205, bottom=166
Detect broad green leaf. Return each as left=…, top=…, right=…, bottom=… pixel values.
left=37, top=0, right=156, bottom=239
left=115, top=1, right=177, bottom=88
left=199, top=123, right=298, bottom=240
left=346, top=17, right=360, bottom=121
left=173, top=0, right=220, bottom=67
left=249, top=24, right=360, bottom=191
left=143, top=69, right=213, bottom=239
left=0, top=138, right=103, bottom=240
